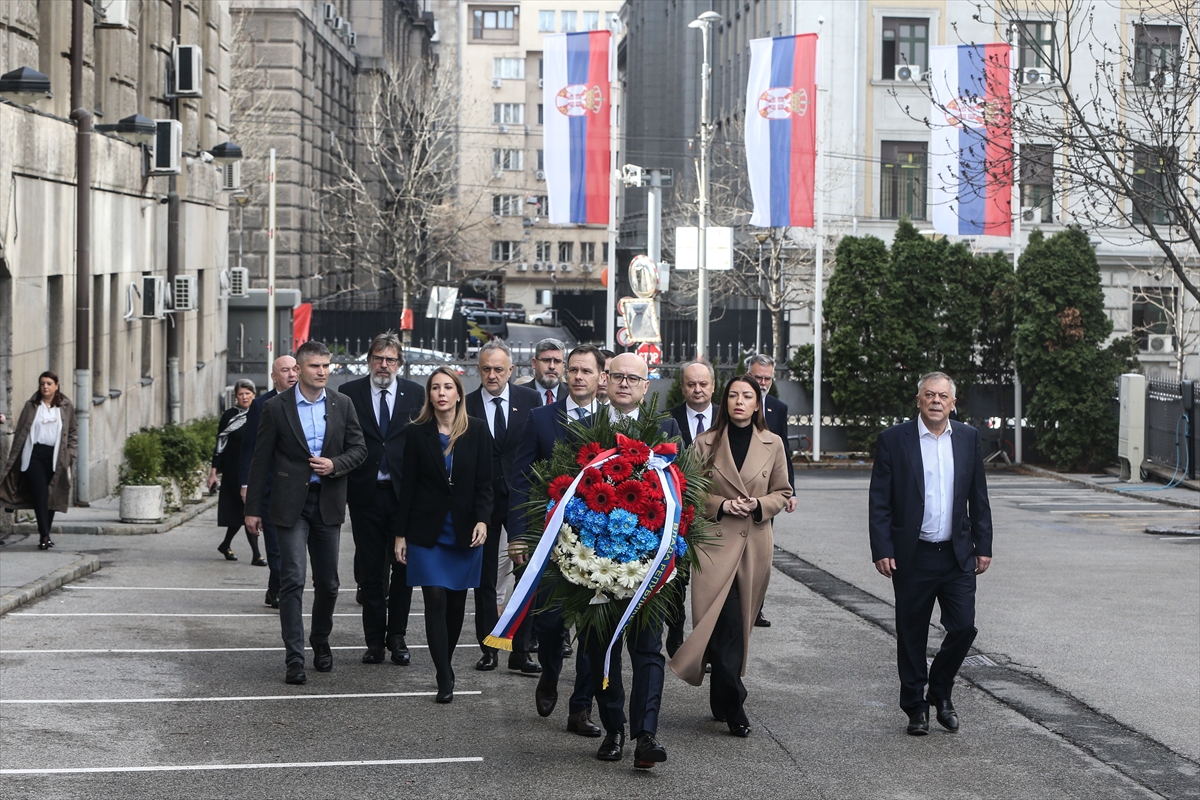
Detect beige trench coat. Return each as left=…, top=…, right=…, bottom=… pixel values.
left=670, top=425, right=792, bottom=686
left=0, top=395, right=78, bottom=513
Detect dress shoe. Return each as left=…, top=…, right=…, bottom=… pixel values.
left=508, top=654, right=542, bottom=675
left=535, top=672, right=558, bottom=717
left=561, top=641, right=573, bottom=658
left=567, top=707, right=602, bottom=737
left=355, top=586, right=364, bottom=605
left=264, top=589, right=280, bottom=609
left=596, top=728, right=625, bottom=761
left=728, top=723, right=751, bottom=738
left=311, top=640, right=333, bottom=672
left=906, top=710, right=930, bottom=736
left=251, top=556, right=267, bottom=567
left=436, top=679, right=454, bottom=704
left=929, top=697, right=959, bottom=732
left=285, top=664, right=307, bottom=685
left=754, top=611, right=771, bottom=628
left=475, top=652, right=498, bottom=671
left=362, top=647, right=386, bottom=664
left=218, top=545, right=237, bottom=561
left=633, top=733, right=667, bottom=769
left=388, top=636, right=411, bottom=666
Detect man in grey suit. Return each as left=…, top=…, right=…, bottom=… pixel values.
left=246, top=340, right=367, bottom=685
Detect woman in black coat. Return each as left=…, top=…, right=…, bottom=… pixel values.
left=207, top=380, right=262, bottom=564
left=394, top=367, right=492, bottom=703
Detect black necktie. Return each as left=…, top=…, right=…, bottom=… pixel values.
left=492, top=396, right=506, bottom=445
left=696, top=412, right=705, bottom=436
left=378, top=389, right=391, bottom=475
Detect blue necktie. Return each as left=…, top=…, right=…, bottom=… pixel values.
left=575, top=407, right=586, bottom=420
left=378, top=389, right=391, bottom=475
left=696, top=412, right=705, bottom=436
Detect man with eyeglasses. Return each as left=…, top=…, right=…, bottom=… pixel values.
left=531, top=338, right=567, bottom=405
left=465, top=340, right=542, bottom=676
left=339, top=332, right=424, bottom=666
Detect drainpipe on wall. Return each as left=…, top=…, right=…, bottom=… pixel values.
left=70, top=0, right=92, bottom=504
left=166, top=0, right=182, bottom=425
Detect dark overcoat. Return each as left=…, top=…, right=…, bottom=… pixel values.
left=0, top=395, right=79, bottom=513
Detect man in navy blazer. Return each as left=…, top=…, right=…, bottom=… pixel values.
left=339, top=332, right=424, bottom=666
left=239, top=355, right=299, bottom=609
left=465, top=340, right=542, bottom=674
left=869, top=372, right=993, bottom=736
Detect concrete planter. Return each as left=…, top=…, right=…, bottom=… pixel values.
left=119, top=485, right=164, bottom=523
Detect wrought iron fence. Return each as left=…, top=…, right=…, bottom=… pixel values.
left=1145, top=379, right=1198, bottom=479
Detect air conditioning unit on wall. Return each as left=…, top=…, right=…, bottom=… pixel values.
left=1145, top=334, right=1173, bottom=354
left=220, top=162, right=241, bottom=191
left=173, top=275, right=198, bottom=311
left=516, top=263, right=528, bottom=272
left=1021, top=68, right=1051, bottom=85
left=95, top=0, right=130, bottom=27
left=140, top=275, right=167, bottom=319
left=228, top=267, right=249, bottom=297
left=148, top=119, right=182, bottom=175
left=895, top=63, right=922, bottom=82
left=173, top=45, right=203, bottom=97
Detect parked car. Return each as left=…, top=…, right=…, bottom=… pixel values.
left=458, top=298, right=492, bottom=314
left=470, top=310, right=509, bottom=340
left=529, top=308, right=558, bottom=326
left=502, top=302, right=527, bottom=323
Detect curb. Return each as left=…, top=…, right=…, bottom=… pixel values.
left=11, top=495, right=219, bottom=536
left=0, top=553, right=102, bottom=615
left=1145, top=525, right=1200, bottom=536
left=1015, top=464, right=1199, bottom=510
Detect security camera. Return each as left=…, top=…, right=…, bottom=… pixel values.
left=200, top=151, right=215, bottom=163
left=817, top=16, right=825, bottom=25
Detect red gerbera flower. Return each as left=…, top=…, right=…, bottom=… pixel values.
left=640, top=501, right=667, bottom=532
left=679, top=505, right=696, bottom=537
left=668, top=465, right=687, bottom=498
left=583, top=481, right=617, bottom=514
left=577, top=468, right=601, bottom=491
left=619, top=438, right=652, bottom=464
left=576, top=441, right=605, bottom=467
left=602, top=456, right=634, bottom=483
left=641, top=476, right=664, bottom=501
left=614, top=479, right=649, bottom=514
left=547, top=474, right=575, bottom=502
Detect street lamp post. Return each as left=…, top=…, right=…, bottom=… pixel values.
left=689, top=10, right=721, bottom=359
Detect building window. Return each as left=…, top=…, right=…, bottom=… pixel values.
left=539, top=58, right=544, bottom=80
left=493, top=58, right=525, bottom=80
left=880, top=141, right=927, bottom=220
left=492, top=194, right=521, bottom=216
left=493, top=148, right=524, bottom=171
left=605, top=12, right=619, bottom=29
left=558, top=242, right=574, bottom=262
left=1131, top=146, right=1175, bottom=226
left=536, top=149, right=544, bottom=171
left=580, top=242, right=596, bottom=263
left=561, top=10, right=577, bottom=32
left=472, top=6, right=517, bottom=42
left=539, top=10, right=555, bottom=32
left=493, top=103, right=525, bottom=125
left=531, top=195, right=550, bottom=217
left=1016, top=21, right=1055, bottom=74
left=491, top=241, right=522, bottom=262
left=535, top=241, right=553, bottom=261
left=583, top=11, right=600, bottom=30
left=537, top=103, right=544, bottom=125
left=1021, top=144, right=1054, bottom=223
left=602, top=242, right=609, bottom=262
left=1134, top=24, right=1180, bottom=85
left=1132, top=288, right=1176, bottom=351
left=882, top=17, right=929, bottom=77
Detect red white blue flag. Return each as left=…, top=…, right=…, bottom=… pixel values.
left=745, top=34, right=818, bottom=229
left=543, top=31, right=611, bottom=225
left=928, top=43, right=1014, bottom=237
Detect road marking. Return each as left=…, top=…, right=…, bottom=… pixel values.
left=5, top=612, right=467, bottom=618
left=1158, top=536, right=1200, bottom=541
left=1047, top=509, right=1196, bottom=515
left=63, top=586, right=269, bottom=592
left=0, top=757, right=483, bottom=775
left=0, top=691, right=483, bottom=705
left=0, top=645, right=429, bottom=654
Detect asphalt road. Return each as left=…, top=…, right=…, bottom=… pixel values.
left=0, top=470, right=1196, bottom=799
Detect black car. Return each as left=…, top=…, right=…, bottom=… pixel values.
left=502, top=303, right=526, bottom=323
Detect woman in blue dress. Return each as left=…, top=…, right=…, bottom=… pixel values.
left=395, top=367, right=493, bottom=703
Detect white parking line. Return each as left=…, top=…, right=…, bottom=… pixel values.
left=0, top=645, right=429, bottom=654
left=64, top=586, right=268, bottom=592
left=1047, top=509, right=1197, bottom=514
left=1159, top=536, right=1200, bottom=541
left=5, top=612, right=465, bottom=618
left=0, top=691, right=483, bottom=705
left=0, top=757, right=483, bottom=775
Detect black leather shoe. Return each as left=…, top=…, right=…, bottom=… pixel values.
left=535, top=672, right=558, bottom=717
left=906, top=710, right=930, bottom=736
left=475, top=652, right=498, bottom=671
left=729, top=723, right=751, bottom=738
left=754, top=611, right=771, bottom=628
left=508, top=654, right=542, bottom=675
left=567, top=707, right=602, bottom=737
left=218, top=545, right=237, bottom=561
left=362, top=647, right=385, bottom=664
left=251, top=556, right=267, bottom=567
left=311, top=641, right=333, bottom=672
left=561, top=641, right=573, bottom=658
left=633, top=733, right=667, bottom=768
left=596, top=728, right=625, bottom=761
left=355, top=586, right=363, bottom=605
left=389, top=636, right=411, bottom=666
left=264, top=590, right=280, bottom=609
left=929, top=697, right=959, bottom=732
left=285, top=664, right=307, bottom=685
left=436, top=679, right=454, bottom=704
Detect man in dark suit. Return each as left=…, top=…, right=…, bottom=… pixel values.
left=338, top=331, right=423, bottom=667
left=239, top=355, right=299, bottom=609
left=586, top=352, right=681, bottom=768
left=511, top=344, right=607, bottom=737
left=465, top=340, right=542, bottom=675
left=868, top=371, right=993, bottom=735
left=747, top=354, right=796, bottom=628
left=245, top=340, right=367, bottom=686
left=531, top=337, right=567, bottom=406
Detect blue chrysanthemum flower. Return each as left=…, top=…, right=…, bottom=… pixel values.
left=546, top=500, right=556, bottom=514
left=607, top=508, right=638, bottom=539
left=582, top=510, right=608, bottom=536
left=564, top=497, right=587, bottom=526
left=674, top=534, right=689, bottom=558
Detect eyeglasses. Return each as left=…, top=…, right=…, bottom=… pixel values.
left=607, top=373, right=645, bottom=387
left=370, top=355, right=399, bottom=366
left=536, top=357, right=564, bottom=366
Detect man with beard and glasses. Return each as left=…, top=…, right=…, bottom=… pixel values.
left=531, top=338, right=567, bottom=406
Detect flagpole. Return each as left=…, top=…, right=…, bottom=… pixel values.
left=605, top=24, right=619, bottom=351
left=812, top=27, right=824, bottom=463
left=1012, top=140, right=1023, bottom=464
left=267, top=148, right=276, bottom=363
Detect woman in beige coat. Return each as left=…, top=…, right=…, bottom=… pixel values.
left=670, top=375, right=791, bottom=737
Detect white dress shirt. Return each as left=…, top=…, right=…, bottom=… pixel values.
left=609, top=406, right=640, bottom=422
left=917, top=417, right=954, bottom=542
left=687, top=404, right=712, bottom=441
left=483, top=384, right=510, bottom=438
left=370, top=381, right=394, bottom=480
left=565, top=396, right=597, bottom=420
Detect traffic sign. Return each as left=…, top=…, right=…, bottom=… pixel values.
left=636, top=343, right=662, bottom=366
left=616, top=327, right=633, bottom=347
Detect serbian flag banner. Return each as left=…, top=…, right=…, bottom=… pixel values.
left=543, top=31, right=611, bottom=225
left=928, top=43, right=1014, bottom=237
left=745, top=34, right=818, bottom=229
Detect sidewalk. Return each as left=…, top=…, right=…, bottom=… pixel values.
left=1017, top=463, right=1200, bottom=520
left=10, top=494, right=218, bottom=535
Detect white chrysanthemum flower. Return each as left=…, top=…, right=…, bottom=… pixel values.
left=590, top=559, right=618, bottom=588
left=616, top=560, right=647, bottom=589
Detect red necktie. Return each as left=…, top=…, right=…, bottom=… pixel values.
left=545, top=389, right=554, bottom=405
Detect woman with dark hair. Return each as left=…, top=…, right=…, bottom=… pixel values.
left=0, top=372, right=79, bottom=550
left=208, top=379, right=261, bottom=563
left=669, top=375, right=792, bottom=737
left=394, top=366, right=492, bottom=703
